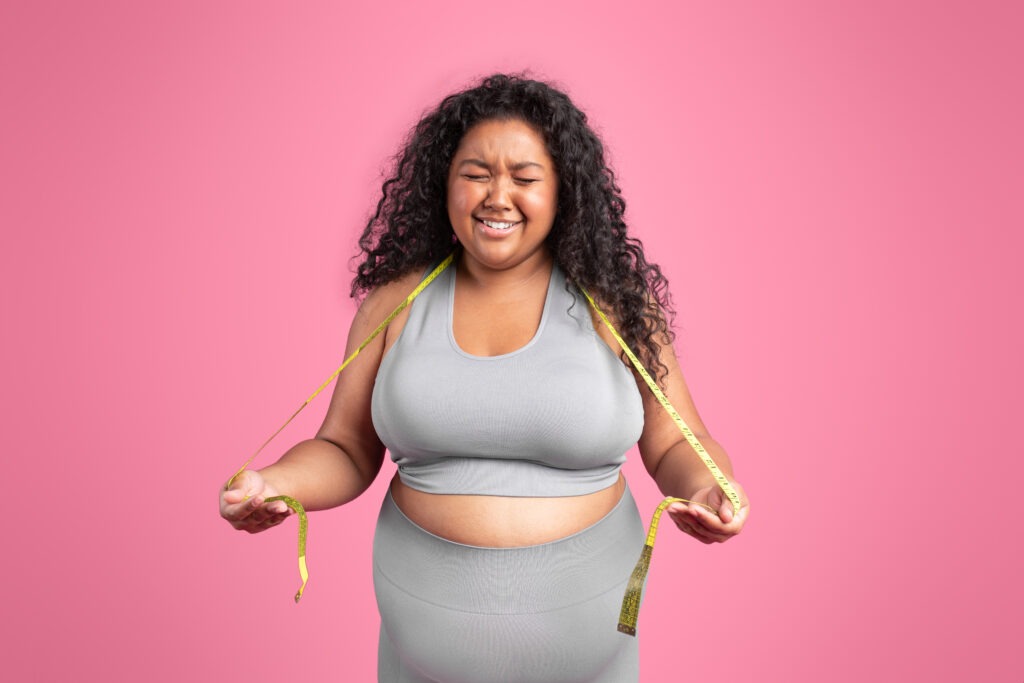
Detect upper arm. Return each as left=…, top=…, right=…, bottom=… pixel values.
left=633, top=339, right=713, bottom=479
left=314, top=272, right=423, bottom=485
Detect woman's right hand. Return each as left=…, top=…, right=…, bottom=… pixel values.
left=219, top=468, right=293, bottom=533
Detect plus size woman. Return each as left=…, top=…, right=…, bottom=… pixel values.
left=219, top=73, right=750, bottom=682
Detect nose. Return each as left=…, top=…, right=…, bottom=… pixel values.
left=483, top=176, right=513, bottom=211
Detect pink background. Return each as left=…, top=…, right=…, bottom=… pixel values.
left=3, top=1, right=1021, bottom=681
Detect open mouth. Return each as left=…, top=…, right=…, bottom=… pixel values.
left=476, top=218, right=521, bottom=232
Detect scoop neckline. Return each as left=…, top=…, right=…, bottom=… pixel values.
left=447, top=263, right=559, bottom=360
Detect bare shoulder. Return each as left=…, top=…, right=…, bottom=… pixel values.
left=355, top=270, right=425, bottom=317
left=585, top=300, right=623, bottom=360
left=581, top=291, right=670, bottom=369
left=352, top=269, right=433, bottom=351
left=315, top=267, right=433, bottom=452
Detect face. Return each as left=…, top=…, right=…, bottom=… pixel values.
left=446, top=118, right=559, bottom=273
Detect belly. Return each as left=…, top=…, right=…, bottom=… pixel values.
left=389, top=473, right=626, bottom=547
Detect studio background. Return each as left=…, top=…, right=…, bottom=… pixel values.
left=3, top=1, right=1021, bottom=681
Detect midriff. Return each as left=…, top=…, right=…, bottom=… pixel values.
left=389, top=473, right=626, bottom=547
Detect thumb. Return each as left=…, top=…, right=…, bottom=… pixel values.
left=719, top=497, right=733, bottom=524
left=222, top=469, right=261, bottom=502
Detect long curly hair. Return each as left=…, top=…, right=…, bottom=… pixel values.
left=352, top=73, right=675, bottom=381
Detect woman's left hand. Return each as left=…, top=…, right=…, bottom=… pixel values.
left=666, top=480, right=749, bottom=544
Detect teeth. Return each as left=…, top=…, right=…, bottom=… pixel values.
left=481, top=219, right=516, bottom=230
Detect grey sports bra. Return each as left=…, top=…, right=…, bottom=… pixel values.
left=370, top=261, right=645, bottom=497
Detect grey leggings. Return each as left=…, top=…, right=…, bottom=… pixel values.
left=372, top=483, right=646, bottom=682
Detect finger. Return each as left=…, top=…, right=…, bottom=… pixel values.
left=223, top=468, right=257, bottom=493
left=669, top=501, right=718, bottom=519
left=225, top=494, right=268, bottom=524
left=264, top=500, right=291, bottom=515
left=667, top=504, right=714, bottom=526
left=667, top=509, right=719, bottom=543
left=723, top=502, right=749, bottom=533
left=689, top=507, right=736, bottom=540
left=221, top=471, right=258, bottom=509
left=260, top=512, right=290, bottom=528
left=715, top=495, right=750, bottom=529
left=720, top=481, right=749, bottom=527
left=685, top=522, right=721, bottom=544
left=666, top=506, right=692, bottom=528
left=708, top=486, right=723, bottom=509
left=249, top=497, right=296, bottom=524
left=222, top=488, right=248, bottom=505
left=718, top=496, right=734, bottom=524
left=699, top=510, right=736, bottom=536
left=254, top=501, right=292, bottom=522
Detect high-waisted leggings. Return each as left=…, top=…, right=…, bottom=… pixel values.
left=372, top=482, right=646, bottom=683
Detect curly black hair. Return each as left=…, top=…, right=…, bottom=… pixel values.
left=352, top=72, right=675, bottom=381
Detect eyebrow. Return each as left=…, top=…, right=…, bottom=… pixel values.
left=457, top=159, right=546, bottom=172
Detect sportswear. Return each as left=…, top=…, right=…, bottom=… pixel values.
left=370, top=262, right=644, bottom=497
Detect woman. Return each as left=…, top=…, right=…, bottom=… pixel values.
left=220, top=73, right=749, bottom=682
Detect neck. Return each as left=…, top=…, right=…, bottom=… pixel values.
left=457, top=249, right=554, bottom=291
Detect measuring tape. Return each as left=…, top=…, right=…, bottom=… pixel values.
left=226, top=252, right=741, bottom=628
left=615, top=496, right=689, bottom=636
left=578, top=286, right=743, bottom=635
left=224, top=254, right=455, bottom=602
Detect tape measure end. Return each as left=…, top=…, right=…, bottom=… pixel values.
left=617, top=624, right=637, bottom=637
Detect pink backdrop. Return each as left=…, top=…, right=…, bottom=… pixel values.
left=3, top=1, right=1021, bottom=680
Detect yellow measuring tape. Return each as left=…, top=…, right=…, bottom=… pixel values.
left=578, top=286, right=743, bottom=635
left=226, top=253, right=741, bottom=630
left=615, top=497, right=688, bottom=636
left=224, top=253, right=455, bottom=602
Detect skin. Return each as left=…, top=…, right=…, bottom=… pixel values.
left=220, top=118, right=749, bottom=548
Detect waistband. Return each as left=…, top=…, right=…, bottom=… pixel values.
left=372, top=483, right=645, bottom=614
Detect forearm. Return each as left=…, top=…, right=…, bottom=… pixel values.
left=257, top=437, right=382, bottom=511
left=653, top=435, right=735, bottom=500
